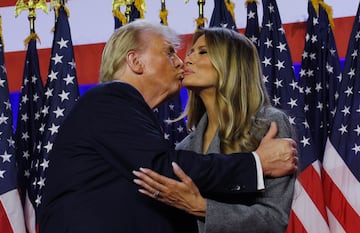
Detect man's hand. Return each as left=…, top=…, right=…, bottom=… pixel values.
left=256, top=122, right=298, bottom=177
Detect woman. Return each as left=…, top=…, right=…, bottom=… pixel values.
left=133, top=27, right=296, bottom=233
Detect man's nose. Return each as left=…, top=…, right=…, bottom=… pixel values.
left=174, top=54, right=184, bottom=68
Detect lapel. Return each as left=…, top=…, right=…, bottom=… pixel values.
left=182, top=114, right=221, bottom=154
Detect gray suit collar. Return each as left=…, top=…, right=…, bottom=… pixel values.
left=185, top=114, right=220, bottom=154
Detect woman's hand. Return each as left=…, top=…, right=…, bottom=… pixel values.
left=133, top=162, right=207, bottom=217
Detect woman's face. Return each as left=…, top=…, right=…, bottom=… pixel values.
left=182, top=35, right=218, bottom=94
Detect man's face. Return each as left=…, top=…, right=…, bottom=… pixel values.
left=139, top=33, right=184, bottom=100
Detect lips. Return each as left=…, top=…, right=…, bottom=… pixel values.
left=183, top=69, right=193, bottom=75
left=177, top=70, right=185, bottom=81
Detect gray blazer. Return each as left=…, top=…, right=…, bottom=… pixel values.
left=176, top=107, right=296, bottom=233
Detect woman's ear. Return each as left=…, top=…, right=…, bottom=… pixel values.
left=126, top=50, right=144, bottom=74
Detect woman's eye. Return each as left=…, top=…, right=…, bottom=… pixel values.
left=199, top=50, right=207, bottom=55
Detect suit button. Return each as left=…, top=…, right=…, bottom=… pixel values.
left=230, top=185, right=241, bottom=191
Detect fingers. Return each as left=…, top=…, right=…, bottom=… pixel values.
left=286, top=138, right=297, bottom=150
left=286, top=138, right=298, bottom=170
left=133, top=172, right=159, bottom=196
left=263, top=122, right=278, bottom=141
left=172, top=162, right=191, bottom=183
left=284, top=142, right=299, bottom=175
left=132, top=169, right=168, bottom=196
left=293, top=156, right=299, bottom=173
left=172, top=162, right=200, bottom=192
left=137, top=187, right=160, bottom=199
left=138, top=167, right=174, bottom=185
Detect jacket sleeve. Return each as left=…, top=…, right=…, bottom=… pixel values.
left=202, top=108, right=296, bottom=233
left=89, top=87, right=258, bottom=196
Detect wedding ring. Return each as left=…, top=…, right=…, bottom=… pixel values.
left=153, top=190, right=160, bottom=198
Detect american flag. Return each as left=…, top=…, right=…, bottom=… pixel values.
left=0, top=20, right=26, bottom=233
left=245, top=0, right=260, bottom=48
left=208, top=0, right=236, bottom=30
left=298, top=1, right=342, bottom=159
left=14, top=34, right=44, bottom=232
left=153, top=95, right=188, bottom=148
left=257, top=0, right=330, bottom=232
left=32, top=4, right=79, bottom=218
left=322, top=2, right=360, bottom=232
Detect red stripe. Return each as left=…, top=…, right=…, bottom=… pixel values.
left=0, top=0, right=17, bottom=7
left=0, top=0, right=51, bottom=7
left=3, top=17, right=355, bottom=92
left=298, top=165, right=329, bottom=221
left=322, top=169, right=360, bottom=233
left=286, top=210, right=308, bottom=233
left=0, top=200, right=14, bottom=233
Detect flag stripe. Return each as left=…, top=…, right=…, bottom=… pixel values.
left=286, top=211, right=307, bottom=233
left=0, top=200, right=13, bottom=233
left=298, top=162, right=328, bottom=220
left=323, top=170, right=360, bottom=232
left=24, top=192, right=36, bottom=233
left=0, top=190, right=26, bottom=233
left=291, top=178, right=330, bottom=233
left=323, top=140, right=360, bottom=215
left=326, top=209, right=346, bottom=233
left=0, top=0, right=17, bottom=7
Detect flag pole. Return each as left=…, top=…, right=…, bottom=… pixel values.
left=160, top=0, right=168, bottom=26
left=15, top=0, right=48, bottom=46
left=197, top=0, right=206, bottom=29
left=0, top=16, right=3, bottom=47
left=125, top=1, right=133, bottom=23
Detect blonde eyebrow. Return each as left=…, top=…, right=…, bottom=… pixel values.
left=197, top=45, right=207, bottom=50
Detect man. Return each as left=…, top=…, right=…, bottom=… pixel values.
left=39, top=20, right=297, bottom=233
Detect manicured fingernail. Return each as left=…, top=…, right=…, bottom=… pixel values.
left=132, top=170, right=140, bottom=176
left=138, top=189, right=146, bottom=194
left=133, top=179, right=141, bottom=184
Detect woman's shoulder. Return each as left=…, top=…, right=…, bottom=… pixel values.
left=257, top=106, right=293, bottom=127
left=258, top=106, right=288, bottom=120
left=257, top=106, right=296, bottom=139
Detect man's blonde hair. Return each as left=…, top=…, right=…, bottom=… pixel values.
left=100, top=19, right=181, bottom=83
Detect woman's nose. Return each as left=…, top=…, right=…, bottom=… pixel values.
left=184, top=56, right=193, bottom=65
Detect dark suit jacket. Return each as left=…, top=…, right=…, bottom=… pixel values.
left=39, top=82, right=258, bottom=233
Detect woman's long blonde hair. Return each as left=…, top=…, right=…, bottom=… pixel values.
left=183, top=28, right=271, bottom=153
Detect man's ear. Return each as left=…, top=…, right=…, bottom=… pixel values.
left=126, top=50, right=144, bottom=74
